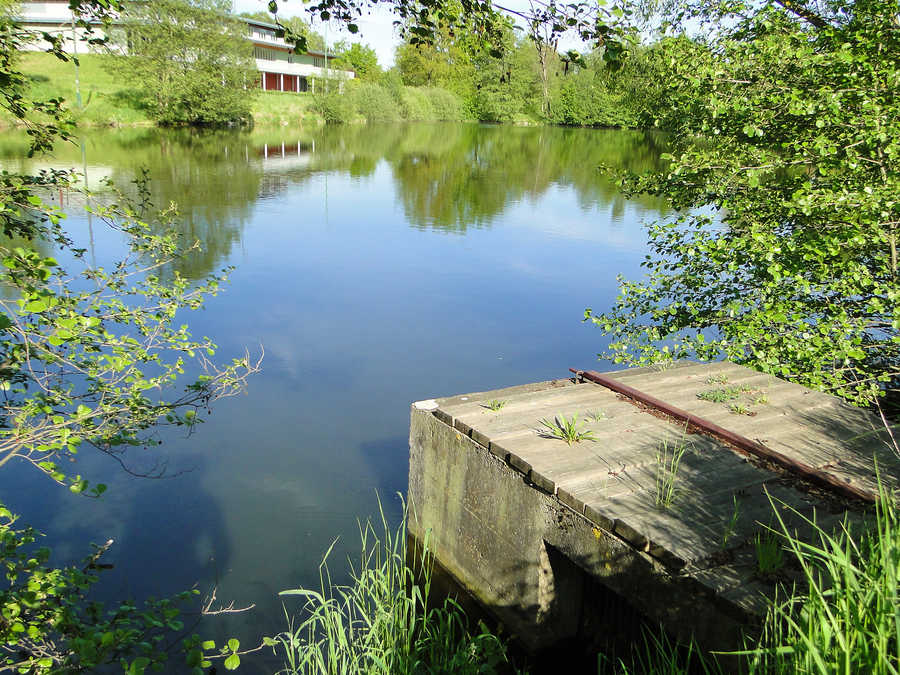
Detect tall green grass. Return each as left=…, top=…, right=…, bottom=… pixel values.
left=628, top=481, right=899, bottom=675
left=266, top=498, right=516, bottom=674
left=739, top=483, right=899, bottom=674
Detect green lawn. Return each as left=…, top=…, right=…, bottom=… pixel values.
left=3, top=52, right=152, bottom=127
left=2, top=52, right=325, bottom=129
left=253, top=90, right=322, bottom=126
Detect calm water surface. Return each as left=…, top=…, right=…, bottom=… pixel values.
left=0, top=123, right=669, bottom=669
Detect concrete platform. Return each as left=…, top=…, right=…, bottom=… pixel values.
left=407, top=361, right=898, bottom=654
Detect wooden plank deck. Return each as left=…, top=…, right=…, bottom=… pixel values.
left=425, top=360, right=897, bottom=619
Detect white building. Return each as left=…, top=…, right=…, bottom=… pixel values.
left=15, top=1, right=354, bottom=92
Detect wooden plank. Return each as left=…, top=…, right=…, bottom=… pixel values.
left=595, top=360, right=699, bottom=382
left=439, top=380, right=596, bottom=417
left=435, top=378, right=575, bottom=410
left=654, top=379, right=817, bottom=417
left=600, top=490, right=728, bottom=563
left=602, top=360, right=740, bottom=388
left=612, top=368, right=789, bottom=408
left=502, top=425, right=691, bottom=490
left=449, top=389, right=628, bottom=442
left=578, top=370, right=879, bottom=503
left=480, top=408, right=661, bottom=458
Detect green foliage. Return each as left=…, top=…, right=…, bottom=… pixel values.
left=347, top=81, right=400, bottom=122
left=0, top=503, right=230, bottom=672
left=313, top=89, right=357, bottom=123
left=268, top=498, right=516, bottom=674
left=0, top=179, right=256, bottom=485
left=333, top=43, right=382, bottom=81
left=112, top=0, right=257, bottom=126
left=538, top=413, right=597, bottom=445
left=550, top=49, right=647, bottom=128
left=312, top=80, right=467, bottom=124
left=617, top=628, right=722, bottom=674
left=721, top=496, right=741, bottom=549
left=483, top=399, right=507, bottom=411
left=588, top=0, right=900, bottom=405
left=419, top=87, right=466, bottom=121
left=696, top=386, right=752, bottom=403
left=754, top=530, right=785, bottom=576
left=0, top=2, right=257, bottom=669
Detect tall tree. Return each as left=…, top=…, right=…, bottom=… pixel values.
left=333, top=41, right=382, bottom=79
left=115, top=0, right=256, bottom=125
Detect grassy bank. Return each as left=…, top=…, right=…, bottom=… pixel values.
left=4, top=52, right=152, bottom=127
left=3, top=52, right=473, bottom=129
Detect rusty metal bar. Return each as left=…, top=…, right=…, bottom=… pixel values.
left=571, top=368, right=877, bottom=504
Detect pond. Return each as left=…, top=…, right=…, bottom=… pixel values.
left=0, top=122, right=670, bottom=670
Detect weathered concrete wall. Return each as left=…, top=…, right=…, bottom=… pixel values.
left=408, top=402, right=751, bottom=654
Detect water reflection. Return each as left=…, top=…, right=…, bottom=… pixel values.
left=0, top=124, right=669, bottom=280
left=0, top=123, right=668, bottom=669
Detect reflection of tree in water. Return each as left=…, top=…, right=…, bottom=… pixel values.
left=385, top=124, right=671, bottom=233
left=85, top=128, right=262, bottom=281
left=5, top=123, right=675, bottom=272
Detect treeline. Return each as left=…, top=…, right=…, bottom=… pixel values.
left=394, top=29, right=663, bottom=127
left=296, top=19, right=665, bottom=127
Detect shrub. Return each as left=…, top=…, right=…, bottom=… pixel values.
left=347, top=81, right=401, bottom=123
left=399, top=87, right=434, bottom=121
left=421, top=87, right=466, bottom=121
left=313, top=91, right=356, bottom=124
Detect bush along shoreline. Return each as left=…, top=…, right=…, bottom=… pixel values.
left=1, top=53, right=644, bottom=131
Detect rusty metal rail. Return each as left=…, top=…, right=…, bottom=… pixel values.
left=571, top=368, right=877, bottom=504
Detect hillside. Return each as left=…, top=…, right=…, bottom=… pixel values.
left=2, top=52, right=323, bottom=128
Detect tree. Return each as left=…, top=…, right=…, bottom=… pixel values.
left=1, top=2, right=259, bottom=670
left=587, top=0, right=900, bottom=406
left=333, top=42, right=382, bottom=80
left=114, top=0, right=256, bottom=126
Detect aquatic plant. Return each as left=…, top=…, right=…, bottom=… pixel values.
left=267, top=497, right=515, bottom=674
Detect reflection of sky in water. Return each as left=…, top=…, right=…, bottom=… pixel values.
left=0, top=124, right=668, bottom=672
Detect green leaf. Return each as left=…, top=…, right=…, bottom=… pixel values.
left=224, top=653, right=240, bottom=670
